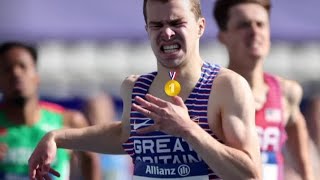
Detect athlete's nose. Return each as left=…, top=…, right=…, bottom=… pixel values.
left=161, top=27, right=175, bottom=40
left=248, top=22, right=262, bottom=38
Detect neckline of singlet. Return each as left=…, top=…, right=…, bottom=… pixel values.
left=140, top=62, right=213, bottom=103
left=256, top=73, right=280, bottom=112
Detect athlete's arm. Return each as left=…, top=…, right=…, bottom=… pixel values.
left=183, top=69, right=262, bottom=179
left=282, top=79, right=314, bottom=180
left=28, top=75, right=137, bottom=179
left=28, top=120, right=124, bottom=179
left=53, top=75, right=138, bottom=153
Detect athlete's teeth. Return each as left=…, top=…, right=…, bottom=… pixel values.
left=163, top=44, right=179, bottom=50
left=164, top=49, right=177, bottom=53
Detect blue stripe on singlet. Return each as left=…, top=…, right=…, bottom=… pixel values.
left=123, top=62, right=222, bottom=180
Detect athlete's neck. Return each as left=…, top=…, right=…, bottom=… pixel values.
left=228, top=57, right=265, bottom=89
left=157, top=58, right=203, bottom=85
left=151, top=57, right=203, bottom=101
left=2, top=97, right=40, bottom=125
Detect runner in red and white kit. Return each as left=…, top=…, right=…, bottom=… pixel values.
left=212, top=0, right=314, bottom=179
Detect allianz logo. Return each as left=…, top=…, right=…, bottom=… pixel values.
left=177, top=165, right=191, bottom=176
left=145, top=164, right=191, bottom=176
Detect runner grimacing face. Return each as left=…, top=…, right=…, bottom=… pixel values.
left=145, top=0, right=204, bottom=69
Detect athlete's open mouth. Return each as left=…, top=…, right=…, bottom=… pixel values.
left=161, top=44, right=181, bottom=53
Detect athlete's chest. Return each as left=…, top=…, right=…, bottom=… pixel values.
left=0, top=126, right=45, bottom=166
left=255, top=94, right=287, bottom=152
left=147, top=79, right=197, bottom=103
left=0, top=126, right=45, bottom=144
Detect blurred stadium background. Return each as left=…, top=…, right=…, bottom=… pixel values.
left=0, top=0, right=319, bottom=179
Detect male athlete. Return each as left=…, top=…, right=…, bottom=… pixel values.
left=0, top=41, right=101, bottom=180
left=29, top=1, right=262, bottom=179
left=213, top=0, right=314, bottom=179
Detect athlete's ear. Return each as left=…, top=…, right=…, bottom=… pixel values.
left=197, top=17, right=206, bottom=37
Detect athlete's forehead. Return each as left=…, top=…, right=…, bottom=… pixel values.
left=145, top=0, right=195, bottom=24
left=228, top=3, right=269, bottom=25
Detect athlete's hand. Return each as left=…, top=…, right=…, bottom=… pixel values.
left=28, top=132, right=60, bottom=180
left=132, top=94, right=196, bottom=137
left=0, top=143, right=8, bottom=161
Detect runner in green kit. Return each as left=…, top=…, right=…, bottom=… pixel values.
left=0, top=102, right=70, bottom=180
left=0, top=41, right=102, bottom=180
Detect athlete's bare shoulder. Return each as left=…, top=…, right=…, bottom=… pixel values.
left=120, top=74, right=140, bottom=112
left=120, top=75, right=140, bottom=97
left=120, top=75, right=141, bottom=140
left=275, top=75, right=303, bottom=105
left=120, top=75, right=140, bottom=102
left=208, top=67, right=254, bottom=125
left=213, top=67, right=251, bottom=91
